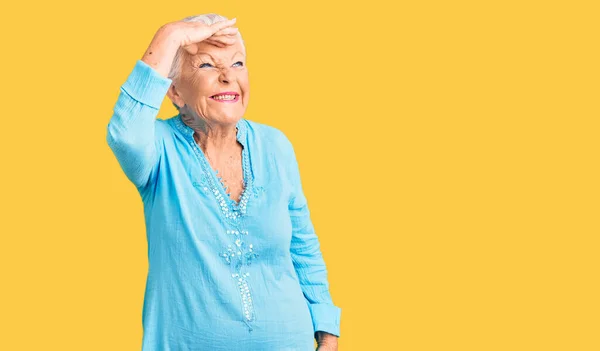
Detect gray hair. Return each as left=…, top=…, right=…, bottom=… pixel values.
left=168, top=13, right=245, bottom=82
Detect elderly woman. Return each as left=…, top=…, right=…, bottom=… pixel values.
left=106, top=13, right=341, bottom=351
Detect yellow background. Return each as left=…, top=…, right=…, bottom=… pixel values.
left=1, top=0, right=599, bottom=350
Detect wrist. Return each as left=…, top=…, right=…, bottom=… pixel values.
left=141, top=25, right=181, bottom=79
left=158, top=23, right=182, bottom=44
left=315, top=331, right=338, bottom=346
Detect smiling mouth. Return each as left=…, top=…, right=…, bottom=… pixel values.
left=210, top=94, right=240, bottom=102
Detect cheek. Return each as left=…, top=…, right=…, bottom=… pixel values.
left=240, top=81, right=250, bottom=106
left=186, top=75, right=214, bottom=103
left=239, top=73, right=250, bottom=95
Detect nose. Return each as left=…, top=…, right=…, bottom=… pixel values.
left=218, top=68, right=235, bottom=84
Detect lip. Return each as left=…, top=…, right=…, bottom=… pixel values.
left=210, top=92, right=240, bottom=103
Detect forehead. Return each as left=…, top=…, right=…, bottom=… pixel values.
left=190, top=40, right=246, bottom=62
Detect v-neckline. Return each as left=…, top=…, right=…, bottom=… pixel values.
left=194, top=130, right=246, bottom=206
left=173, top=114, right=253, bottom=219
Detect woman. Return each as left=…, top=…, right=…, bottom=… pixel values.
left=106, top=13, right=341, bottom=351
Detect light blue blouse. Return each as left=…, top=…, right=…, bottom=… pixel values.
left=106, top=59, right=341, bottom=350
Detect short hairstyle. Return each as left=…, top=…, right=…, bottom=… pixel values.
left=168, top=13, right=245, bottom=82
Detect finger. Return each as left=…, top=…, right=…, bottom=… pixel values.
left=183, top=43, right=198, bottom=55
left=208, top=36, right=237, bottom=46
left=214, top=27, right=239, bottom=36
left=206, top=39, right=234, bottom=47
left=210, top=17, right=237, bottom=33
left=205, top=34, right=234, bottom=44
left=210, top=33, right=239, bottom=43
left=204, top=39, right=227, bottom=48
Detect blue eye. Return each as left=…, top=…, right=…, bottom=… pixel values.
left=200, top=62, right=243, bottom=68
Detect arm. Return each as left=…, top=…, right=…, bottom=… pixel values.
left=106, top=60, right=172, bottom=190
left=282, top=133, right=342, bottom=342
left=106, top=21, right=239, bottom=191
left=106, top=27, right=177, bottom=190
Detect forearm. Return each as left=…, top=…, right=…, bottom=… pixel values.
left=141, top=24, right=181, bottom=79
left=281, top=129, right=342, bottom=338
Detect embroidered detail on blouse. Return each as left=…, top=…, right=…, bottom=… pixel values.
left=172, top=115, right=261, bottom=331
left=252, top=186, right=265, bottom=199
left=219, top=229, right=260, bottom=330
left=192, top=173, right=211, bottom=192
left=173, top=115, right=254, bottom=221
left=233, top=272, right=254, bottom=323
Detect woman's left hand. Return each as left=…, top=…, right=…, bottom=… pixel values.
left=315, top=331, right=338, bottom=351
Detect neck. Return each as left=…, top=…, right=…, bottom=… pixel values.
left=180, top=111, right=240, bottom=158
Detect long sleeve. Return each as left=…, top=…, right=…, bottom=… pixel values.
left=106, top=59, right=172, bottom=191
left=281, top=132, right=342, bottom=338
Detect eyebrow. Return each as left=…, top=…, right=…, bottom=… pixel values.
left=196, top=51, right=245, bottom=61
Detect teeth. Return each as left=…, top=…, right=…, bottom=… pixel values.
left=213, top=94, right=237, bottom=100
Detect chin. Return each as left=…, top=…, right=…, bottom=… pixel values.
left=219, top=110, right=245, bottom=123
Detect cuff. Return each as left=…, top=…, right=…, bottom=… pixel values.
left=308, top=303, right=341, bottom=337
left=121, top=60, right=173, bottom=109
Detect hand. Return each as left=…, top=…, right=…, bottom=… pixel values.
left=140, top=18, right=239, bottom=78
left=315, top=331, right=338, bottom=351
left=169, top=18, right=239, bottom=55
left=202, top=26, right=240, bottom=49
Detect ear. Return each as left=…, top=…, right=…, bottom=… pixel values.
left=167, top=84, right=185, bottom=110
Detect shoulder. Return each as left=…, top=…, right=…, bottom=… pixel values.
left=155, top=117, right=174, bottom=140
left=245, top=119, right=294, bottom=153
left=156, top=117, right=170, bottom=131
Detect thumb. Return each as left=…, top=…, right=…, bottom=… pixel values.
left=182, top=43, right=198, bottom=55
